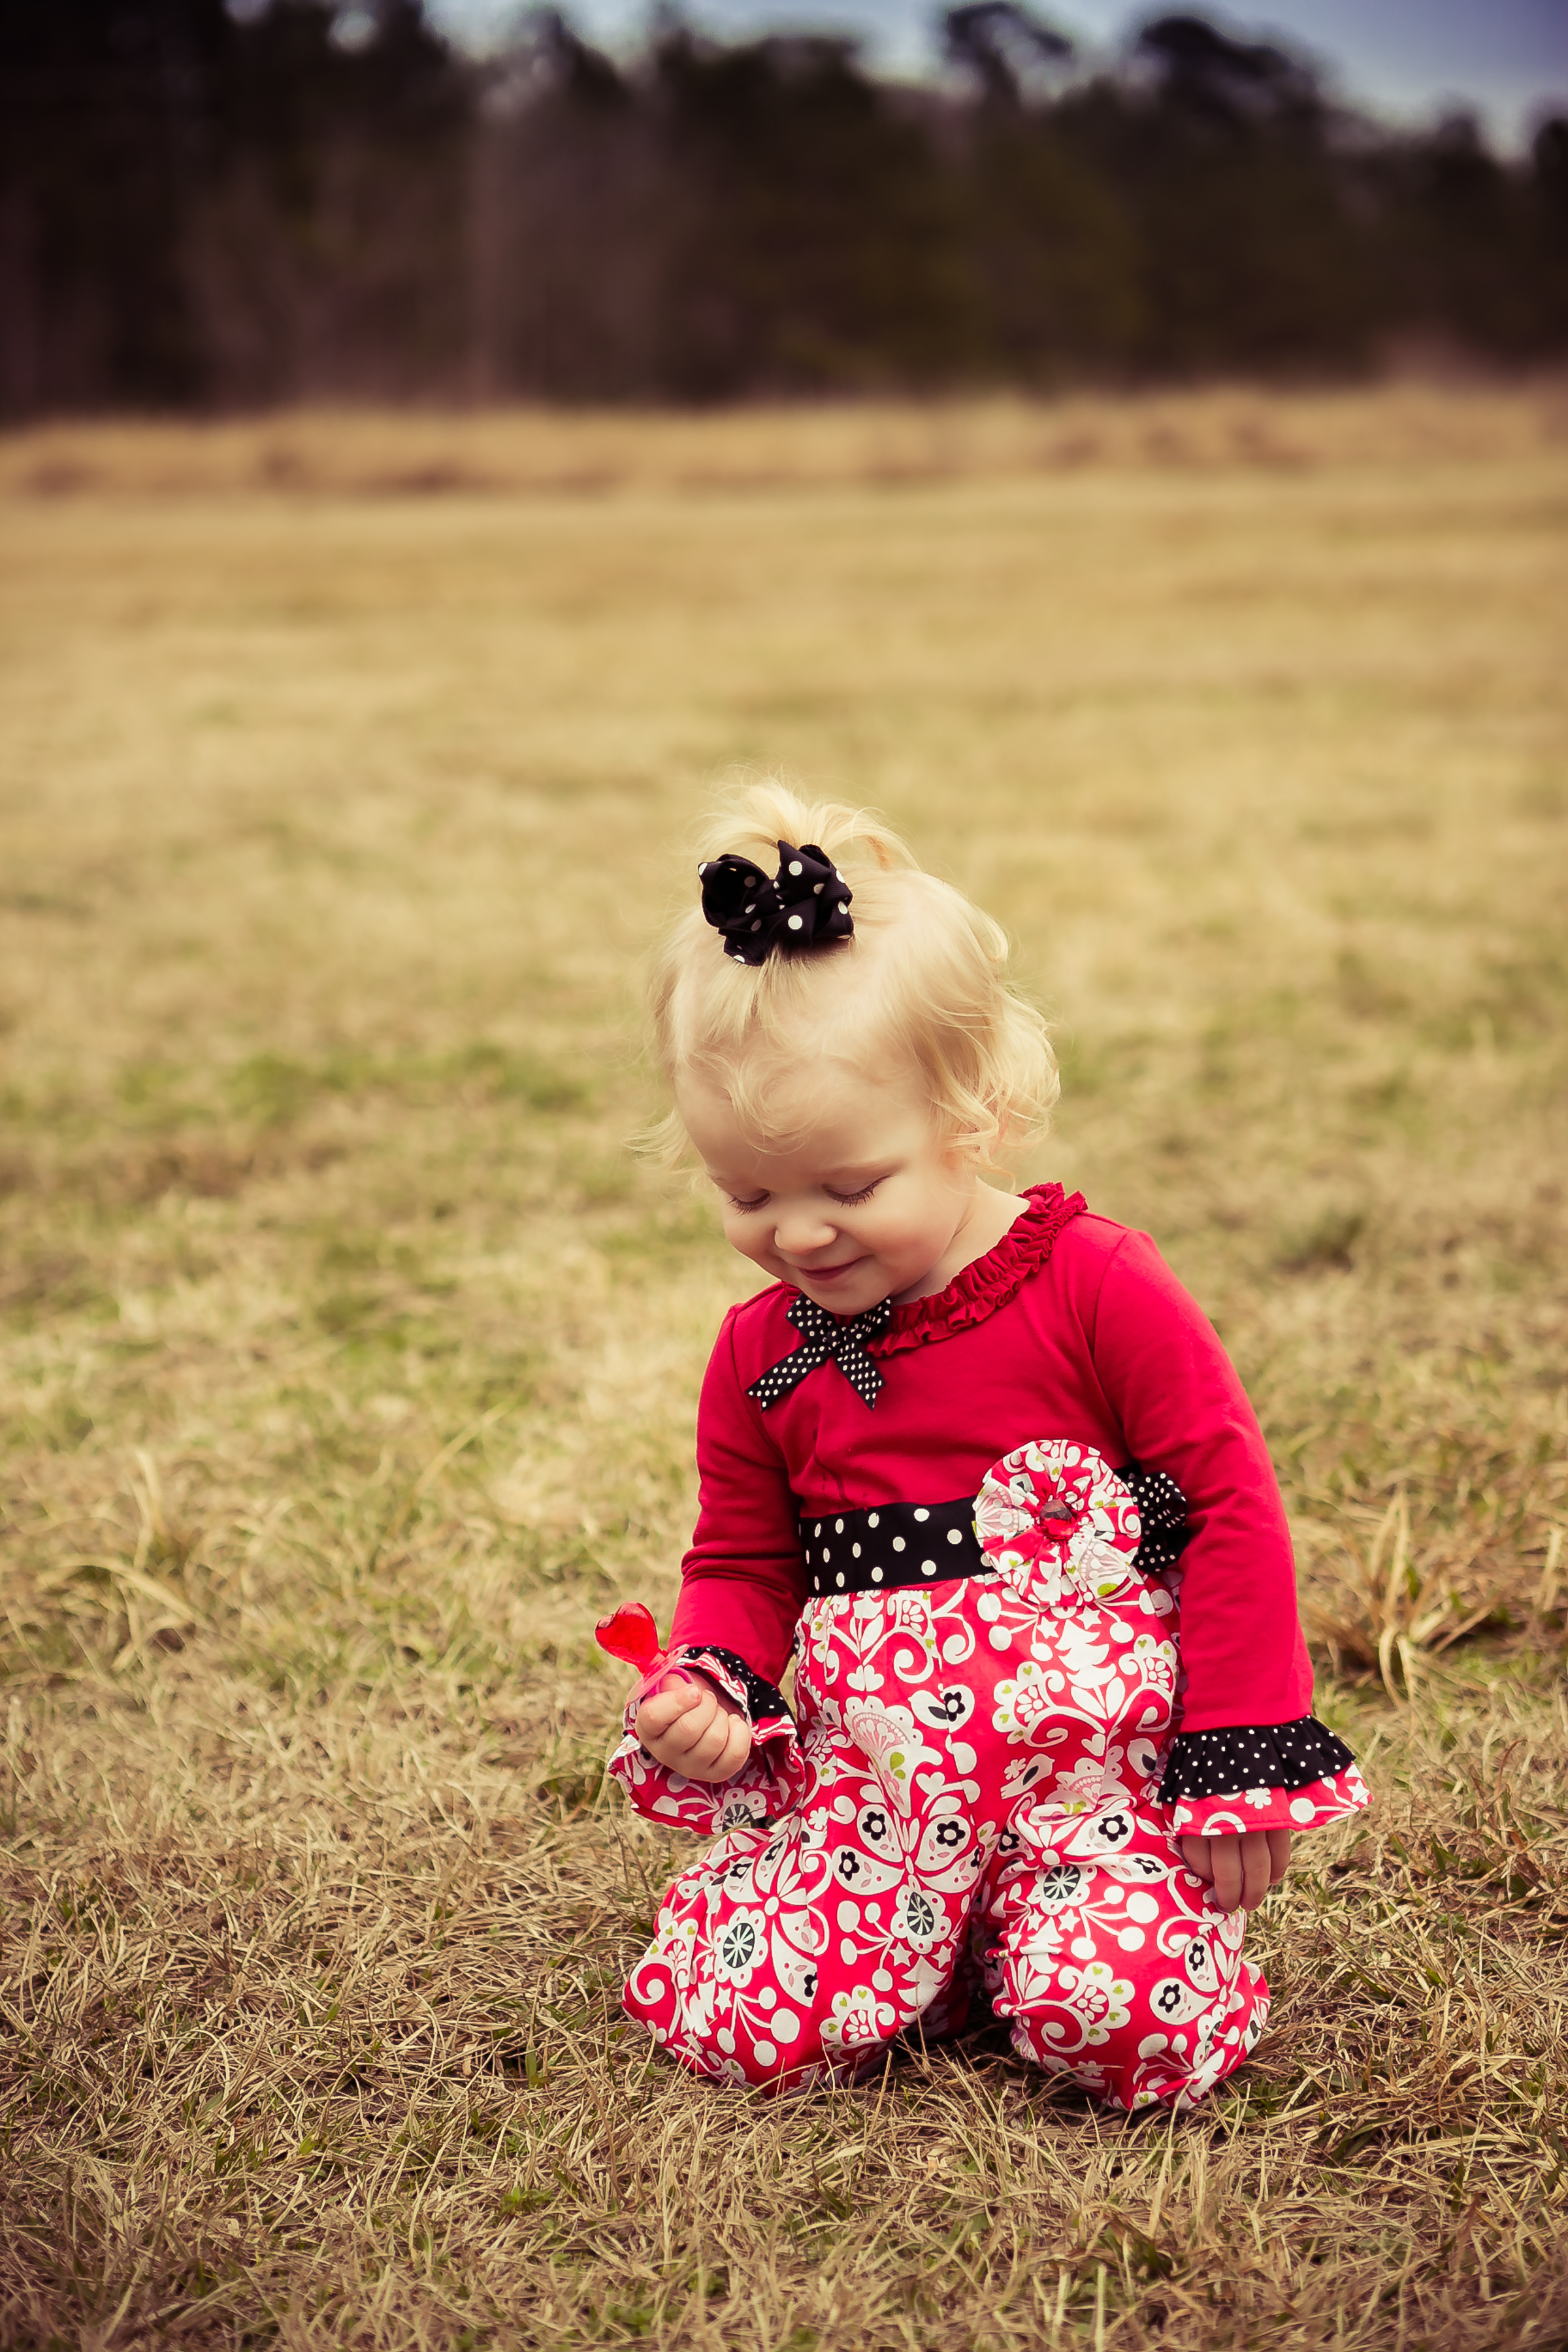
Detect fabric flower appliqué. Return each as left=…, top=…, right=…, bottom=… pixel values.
left=973, top=1440, right=1143, bottom=1606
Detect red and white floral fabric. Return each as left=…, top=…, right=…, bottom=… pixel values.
left=1162, top=1776, right=1365, bottom=1840
left=610, top=1441, right=1369, bottom=2109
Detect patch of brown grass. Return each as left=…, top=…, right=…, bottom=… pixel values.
left=1, top=385, right=1566, bottom=2346
left=1, top=380, right=1562, bottom=503
left=3, top=1676, right=1568, bottom=2349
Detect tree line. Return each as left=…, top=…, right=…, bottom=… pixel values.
left=2, top=0, right=1565, bottom=414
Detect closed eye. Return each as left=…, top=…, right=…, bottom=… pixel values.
left=826, top=1182, right=879, bottom=1205
left=725, top=1192, right=769, bottom=1213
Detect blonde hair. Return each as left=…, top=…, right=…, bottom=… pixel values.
left=644, top=781, right=1058, bottom=1176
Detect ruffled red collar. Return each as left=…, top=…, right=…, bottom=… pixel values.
left=871, top=1183, right=1086, bottom=1356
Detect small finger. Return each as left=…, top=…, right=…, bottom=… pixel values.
left=635, top=1674, right=700, bottom=1737
left=648, top=1695, right=716, bottom=1759
left=1209, top=1847, right=1243, bottom=1913
left=1179, top=1837, right=1215, bottom=1884
left=635, top=1701, right=689, bottom=1751
left=687, top=1715, right=732, bottom=1772
left=680, top=1723, right=743, bottom=1782
left=656, top=1727, right=716, bottom=1775
left=1267, top=1829, right=1294, bottom=1884
left=1240, top=1837, right=1272, bottom=1912
left=710, top=1712, right=749, bottom=1769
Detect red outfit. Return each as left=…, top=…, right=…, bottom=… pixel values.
left=678, top=1188, right=1311, bottom=1735
left=608, top=1186, right=1368, bottom=2104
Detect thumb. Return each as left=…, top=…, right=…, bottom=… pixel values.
left=641, top=1666, right=695, bottom=1705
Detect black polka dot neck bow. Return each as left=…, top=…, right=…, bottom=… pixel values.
left=746, top=1294, right=893, bottom=1411
left=698, top=839, right=854, bottom=967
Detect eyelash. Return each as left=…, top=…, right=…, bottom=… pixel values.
left=727, top=1183, right=880, bottom=1212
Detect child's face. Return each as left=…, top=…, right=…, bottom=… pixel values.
left=677, top=1058, right=979, bottom=1316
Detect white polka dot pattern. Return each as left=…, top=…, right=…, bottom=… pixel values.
left=745, top=1294, right=893, bottom=1413
left=698, top=839, right=853, bottom=967
left=799, top=1494, right=988, bottom=1594
left=796, top=1460, right=1195, bottom=1599
left=1156, top=1717, right=1355, bottom=1802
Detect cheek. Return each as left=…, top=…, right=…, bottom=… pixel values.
left=879, top=1181, right=958, bottom=1239
left=860, top=1207, right=932, bottom=1260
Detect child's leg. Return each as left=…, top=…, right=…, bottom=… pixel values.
left=624, top=1727, right=985, bottom=2090
left=979, top=1799, right=1269, bottom=2114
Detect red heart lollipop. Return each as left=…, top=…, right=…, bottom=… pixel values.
left=595, top=1602, right=677, bottom=1699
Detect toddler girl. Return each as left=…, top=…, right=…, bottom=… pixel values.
left=602, top=785, right=1367, bottom=2112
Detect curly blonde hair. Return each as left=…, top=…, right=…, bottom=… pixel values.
left=644, top=781, right=1058, bottom=1176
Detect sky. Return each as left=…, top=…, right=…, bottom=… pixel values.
left=427, top=0, right=1568, bottom=149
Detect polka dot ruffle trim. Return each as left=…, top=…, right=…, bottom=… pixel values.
left=1157, top=1716, right=1355, bottom=1801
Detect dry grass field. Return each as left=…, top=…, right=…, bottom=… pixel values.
left=1, top=383, right=1566, bottom=2350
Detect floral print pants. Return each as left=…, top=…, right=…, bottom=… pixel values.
left=613, top=1443, right=1304, bottom=2110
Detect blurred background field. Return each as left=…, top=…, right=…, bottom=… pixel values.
left=3, top=380, right=1561, bottom=500
left=1, top=382, right=1566, bottom=2345
left=4, top=1, right=1567, bottom=419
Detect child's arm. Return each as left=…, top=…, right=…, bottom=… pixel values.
left=1083, top=1227, right=1370, bottom=1867
left=665, top=1306, right=806, bottom=1682
left=604, top=1307, right=809, bottom=1833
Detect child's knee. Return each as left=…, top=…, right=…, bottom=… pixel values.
left=987, top=1851, right=1269, bottom=2111
left=625, top=1978, right=874, bottom=2091
left=1002, top=1952, right=1269, bottom=2112
left=621, top=1920, right=828, bottom=2087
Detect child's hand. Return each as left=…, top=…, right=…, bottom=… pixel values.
left=1179, top=1829, right=1292, bottom=1914
left=634, top=1671, right=751, bottom=1782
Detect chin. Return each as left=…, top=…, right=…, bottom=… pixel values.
left=804, top=1278, right=882, bottom=1311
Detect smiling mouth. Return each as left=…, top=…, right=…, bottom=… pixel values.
left=791, top=1257, right=864, bottom=1284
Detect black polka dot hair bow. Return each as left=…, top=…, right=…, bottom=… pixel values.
left=698, top=839, right=854, bottom=967
left=746, top=1294, right=892, bottom=1411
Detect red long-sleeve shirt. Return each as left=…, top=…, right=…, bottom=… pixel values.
left=670, top=1184, right=1315, bottom=1735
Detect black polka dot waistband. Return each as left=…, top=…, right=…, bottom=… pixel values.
left=801, top=1497, right=988, bottom=1597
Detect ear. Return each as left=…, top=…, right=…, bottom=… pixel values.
left=938, top=1122, right=989, bottom=1178
left=985, top=1097, right=1017, bottom=1177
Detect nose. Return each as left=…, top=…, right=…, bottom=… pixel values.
left=774, top=1203, right=837, bottom=1259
